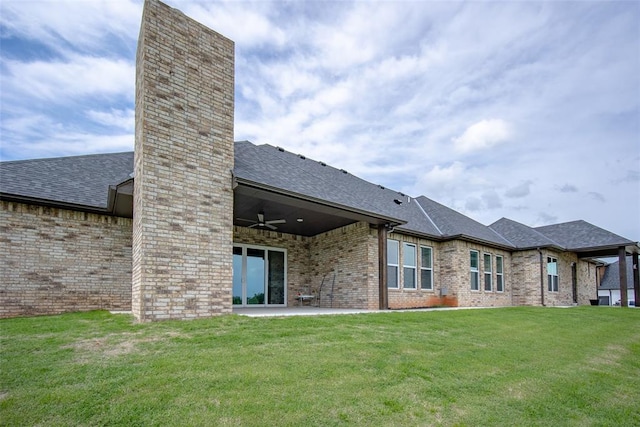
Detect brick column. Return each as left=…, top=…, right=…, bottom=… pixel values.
left=132, top=0, right=235, bottom=321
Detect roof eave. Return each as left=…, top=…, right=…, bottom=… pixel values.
left=442, top=233, right=515, bottom=251
left=572, top=242, right=640, bottom=257
left=235, top=177, right=406, bottom=227
left=391, top=226, right=443, bottom=241
left=0, top=192, right=111, bottom=216
left=514, top=243, right=566, bottom=252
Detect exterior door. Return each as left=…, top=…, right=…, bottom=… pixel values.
left=232, top=245, right=286, bottom=306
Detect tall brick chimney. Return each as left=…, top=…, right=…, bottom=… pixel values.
left=132, top=0, right=234, bottom=321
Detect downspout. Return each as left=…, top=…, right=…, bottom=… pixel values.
left=538, top=249, right=546, bottom=306
left=378, top=224, right=389, bottom=310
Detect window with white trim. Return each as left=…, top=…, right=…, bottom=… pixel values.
left=484, top=253, right=492, bottom=291
left=496, top=255, right=504, bottom=292
left=420, top=246, right=433, bottom=290
left=403, top=242, right=417, bottom=289
left=547, top=256, right=558, bottom=292
left=470, top=250, right=479, bottom=291
left=387, top=239, right=399, bottom=289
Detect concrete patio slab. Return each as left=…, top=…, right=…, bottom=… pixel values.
left=233, top=307, right=374, bottom=317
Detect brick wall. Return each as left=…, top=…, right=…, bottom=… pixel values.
left=510, top=250, right=539, bottom=305
left=233, top=222, right=379, bottom=310
left=577, top=259, right=598, bottom=305
left=0, top=201, right=132, bottom=318
left=388, top=235, right=513, bottom=308
left=387, top=234, right=445, bottom=309
left=308, top=222, right=379, bottom=309
left=133, top=0, right=235, bottom=321
left=512, top=249, right=598, bottom=307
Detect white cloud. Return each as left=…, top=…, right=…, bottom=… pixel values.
left=0, top=0, right=141, bottom=53
left=588, top=192, right=606, bottom=203
left=505, top=181, right=533, bottom=198
left=452, top=119, right=511, bottom=154
left=559, top=184, right=579, bottom=193
left=482, top=190, right=503, bottom=209
left=3, top=56, right=134, bottom=101
left=422, top=162, right=466, bottom=186
left=180, top=1, right=286, bottom=48
left=86, top=109, right=135, bottom=132
left=0, top=0, right=638, bottom=243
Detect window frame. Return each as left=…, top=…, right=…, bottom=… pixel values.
left=483, top=253, right=492, bottom=292
left=387, top=239, right=400, bottom=289
left=496, top=255, right=504, bottom=292
left=470, top=250, right=480, bottom=291
left=420, top=245, right=433, bottom=291
left=547, top=256, right=559, bottom=292
left=403, top=242, right=417, bottom=289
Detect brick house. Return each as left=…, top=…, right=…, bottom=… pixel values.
left=1, top=0, right=638, bottom=321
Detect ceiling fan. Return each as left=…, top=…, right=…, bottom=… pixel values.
left=236, top=211, right=286, bottom=230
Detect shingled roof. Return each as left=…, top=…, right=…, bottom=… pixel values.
left=600, top=257, right=636, bottom=290
left=0, top=152, right=133, bottom=210
left=416, top=196, right=513, bottom=248
left=234, top=141, right=442, bottom=236
left=490, top=217, right=562, bottom=250
left=1, top=141, right=635, bottom=253
left=535, top=220, right=634, bottom=251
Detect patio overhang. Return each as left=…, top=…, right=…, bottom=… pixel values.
left=234, top=179, right=405, bottom=237
left=575, top=242, right=640, bottom=259
left=575, top=242, right=640, bottom=308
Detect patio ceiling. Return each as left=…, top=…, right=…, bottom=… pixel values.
left=233, top=182, right=397, bottom=237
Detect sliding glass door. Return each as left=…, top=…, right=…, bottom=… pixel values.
left=232, top=245, right=286, bottom=306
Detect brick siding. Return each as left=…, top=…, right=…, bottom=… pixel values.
left=233, top=221, right=379, bottom=310
left=0, top=201, right=132, bottom=318
left=308, top=222, right=379, bottom=310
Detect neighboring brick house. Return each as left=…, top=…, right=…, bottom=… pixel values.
left=1, top=0, right=639, bottom=320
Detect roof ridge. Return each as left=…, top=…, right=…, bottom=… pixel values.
left=487, top=218, right=516, bottom=247
left=414, top=196, right=443, bottom=237
left=516, top=218, right=565, bottom=248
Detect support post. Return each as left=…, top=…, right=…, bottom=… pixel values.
left=633, top=252, right=639, bottom=308
left=618, top=246, right=628, bottom=307
left=571, top=262, right=577, bottom=304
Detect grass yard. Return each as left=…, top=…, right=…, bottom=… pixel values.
left=1, top=307, right=639, bottom=426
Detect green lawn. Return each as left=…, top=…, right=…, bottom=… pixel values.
left=1, top=307, right=639, bottom=426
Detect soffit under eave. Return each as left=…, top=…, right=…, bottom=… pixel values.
left=234, top=179, right=406, bottom=227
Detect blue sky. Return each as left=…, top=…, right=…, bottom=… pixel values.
left=1, top=0, right=639, bottom=242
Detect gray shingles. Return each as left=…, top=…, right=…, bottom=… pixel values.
left=0, top=152, right=134, bottom=209
left=1, top=142, right=634, bottom=254
left=234, top=142, right=416, bottom=224
left=600, top=257, right=635, bottom=290
left=535, top=220, right=634, bottom=250
left=415, top=196, right=513, bottom=247
left=489, top=217, right=561, bottom=249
